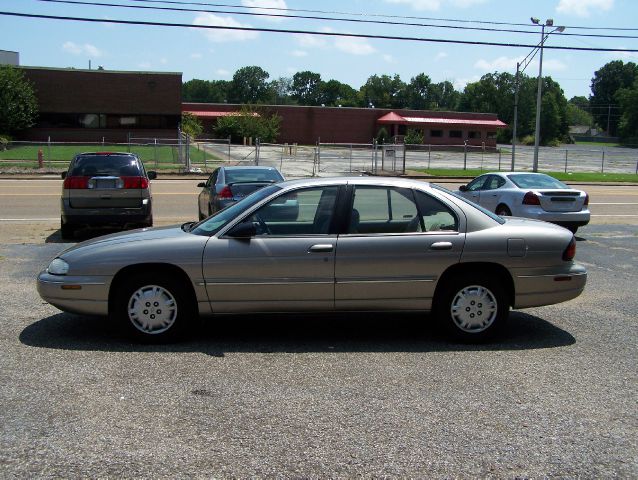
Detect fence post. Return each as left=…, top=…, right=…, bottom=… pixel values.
left=154, top=138, right=158, bottom=168
left=402, top=144, right=406, bottom=174
left=498, top=150, right=501, bottom=171
left=255, top=138, right=260, bottom=166
left=564, top=149, right=568, bottom=173
left=463, top=141, right=468, bottom=170
left=428, top=144, right=431, bottom=170
left=185, top=134, right=191, bottom=171
left=47, top=136, right=51, bottom=164
left=372, top=139, right=376, bottom=172
left=228, top=136, right=231, bottom=162
left=601, top=149, right=605, bottom=174
left=349, top=143, right=353, bottom=173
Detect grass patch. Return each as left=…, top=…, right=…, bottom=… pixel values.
left=414, top=168, right=638, bottom=183
left=0, top=144, right=222, bottom=169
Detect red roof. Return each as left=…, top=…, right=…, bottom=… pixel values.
left=378, top=111, right=507, bottom=128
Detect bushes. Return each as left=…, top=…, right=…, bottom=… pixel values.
left=0, top=135, right=10, bottom=151
left=213, top=105, right=281, bottom=143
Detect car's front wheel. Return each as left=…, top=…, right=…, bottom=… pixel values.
left=112, top=273, right=194, bottom=342
left=435, top=274, right=508, bottom=342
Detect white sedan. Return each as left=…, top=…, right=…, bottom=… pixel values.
left=457, top=172, right=590, bottom=233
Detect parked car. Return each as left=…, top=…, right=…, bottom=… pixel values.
left=197, top=166, right=284, bottom=220
left=456, top=172, right=590, bottom=233
left=60, top=152, right=156, bottom=239
left=38, top=177, right=586, bottom=343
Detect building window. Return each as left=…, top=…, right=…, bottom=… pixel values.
left=468, top=131, right=482, bottom=139
left=449, top=130, right=462, bottom=138
left=430, top=130, right=443, bottom=138
left=486, top=131, right=497, bottom=139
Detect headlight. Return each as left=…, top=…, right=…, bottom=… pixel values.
left=47, top=258, right=69, bottom=275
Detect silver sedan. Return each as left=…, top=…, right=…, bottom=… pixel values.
left=457, top=172, right=590, bottom=233
left=37, top=177, right=587, bottom=343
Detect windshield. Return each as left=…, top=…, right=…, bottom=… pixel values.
left=190, top=184, right=281, bottom=236
left=433, top=184, right=505, bottom=224
left=507, top=173, right=568, bottom=189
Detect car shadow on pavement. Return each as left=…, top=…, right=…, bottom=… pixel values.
left=20, top=311, right=575, bottom=355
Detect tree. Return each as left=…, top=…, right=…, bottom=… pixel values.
left=566, top=103, right=593, bottom=126
left=0, top=65, right=38, bottom=135
left=615, top=78, right=638, bottom=142
left=182, top=79, right=230, bottom=103
left=213, top=105, right=281, bottom=143
left=589, top=60, right=638, bottom=135
left=404, top=73, right=437, bottom=110
left=229, top=66, right=271, bottom=104
left=269, top=76, right=294, bottom=105
left=432, top=80, right=460, bottom=111
left=359, top=74, right=406, bottom=109
left=180, top=112, right=203, bottom=138
left=290, top=71, right=323, bottom=106
left=320, top=79, right=358, bottom=107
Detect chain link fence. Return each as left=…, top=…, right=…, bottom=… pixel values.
left=1, top=138, right=637, bottom=177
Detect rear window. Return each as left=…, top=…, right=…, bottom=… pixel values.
left=507, top=173, right=567, bottom=189
left=225, top=169, right=283, bottom=184
left=69, top=154, right=142, bottom=177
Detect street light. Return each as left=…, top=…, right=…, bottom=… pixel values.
left=530, top=18, right=565, bottom=172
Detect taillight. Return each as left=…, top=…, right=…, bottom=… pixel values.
left=584, top=193, right=589, bottom=206
left=121, top=176, right=149, bottom=189
left=563, top=237, right=576, bottom=261
left=522, top=191, right=541, bottom=205
left=218, top=186, right=233, bottom=199
left=63, top=176, right=89, bottom=189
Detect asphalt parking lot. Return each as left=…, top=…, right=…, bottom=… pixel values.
left=1, top=222, right=636, bottom=477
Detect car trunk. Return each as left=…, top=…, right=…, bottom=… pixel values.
left=536, top=190, right=585, bottom=212
left=68, top=176, right=143, bottom=208
left=228, top=182, right=273, bottom=199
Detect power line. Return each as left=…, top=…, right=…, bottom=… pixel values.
left=3, top=10, right=638, bottom=53
left=33, top=0, right=638, bottom=40
left=118, top=0, right=638, bottom=32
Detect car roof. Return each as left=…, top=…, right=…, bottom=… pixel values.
left=275, top=176, right=433, bottom=190
left=221, top=165, right=278, bottom=171
left=75, top=152, right=139, bottom=158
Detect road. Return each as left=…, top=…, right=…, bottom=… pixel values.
left=0, top=177, right=636, bottom=243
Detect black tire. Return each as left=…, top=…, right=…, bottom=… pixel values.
left=434, top=274, right=509, bottom=343
left=495, top=205, right=512, bottom=217
left=112, top=272, right=195, bottom=342
left=60, top=219, right=75, bottom=240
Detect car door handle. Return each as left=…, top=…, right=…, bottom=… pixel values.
left=430, top=242, right=453, bottom=250
left=308, top=244, right=334, bottom=253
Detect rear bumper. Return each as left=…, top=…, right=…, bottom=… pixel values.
left=511, top=206, right=590, bottom=226
left=62, top=202, right=152, bottom=227
left=513, top=263, right=587, bottom=308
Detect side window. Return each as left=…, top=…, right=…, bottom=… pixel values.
left=208, top=170, right=219, bottom=187
left=249, top=186, right=338, bottom=236
left=484, top=175, right=505, bottom=190
left=415, top=191, right=459, bottom=232
left=466, top=176, right=487, bottom=192
left=348, top=186, right=419, bottom=234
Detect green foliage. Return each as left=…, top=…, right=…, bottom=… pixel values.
left=0, top=66, right=39, bottom=135
left=0, top=134, right=9, bottom=151
left=182, top=79, right=230, bottom=103
left=404, top=128, right=424, bottom=145
left=180, top=112, right=203, bottom=138
left=376, top=127, right=389, bottom=144
left=615, top=78, right=638, bottom=140
left=521, top=135, right=536, bottom=146
left=213, top=105, right=281, bottom=143
left=229, top=66, right=272, bottom=104
left=589, top=60, right=638, bottom=135
left=291, top=71, right=323, bottom=105
left=359, top=74, right=406, bottom=109
left=566, top=103, right=593, bottom=126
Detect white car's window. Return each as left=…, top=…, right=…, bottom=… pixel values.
left=466, top=175, right=488, bottom=191
left=484, top=175, right=506, bottom=190
left=248, top=186, right=339, bottom=236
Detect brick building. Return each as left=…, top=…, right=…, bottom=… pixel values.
left=183, top=103, right=507, bottom=147
left=19, top=67, right=182, bottom=142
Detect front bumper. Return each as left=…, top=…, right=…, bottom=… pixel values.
left=37, top=271, right=111, bottom=316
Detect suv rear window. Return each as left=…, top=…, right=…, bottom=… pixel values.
left=70, top=154, right=142, bottom=177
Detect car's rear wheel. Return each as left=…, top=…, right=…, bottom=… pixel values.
left=495, top=204, right=512, bottom=216
left=60, top=218, right=75, bottom=240
left=112, top=273, right=194, bottom=342
left=435, top=274, right=508, bottom=342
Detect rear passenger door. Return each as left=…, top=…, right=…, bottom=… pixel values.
left=334, top=185, right=464, bottom=311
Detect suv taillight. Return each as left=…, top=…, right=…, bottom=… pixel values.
left=584, top=193, right=589, bottom=206
left=63, top=176, right=89, bottom=189
left=563, top=237, right=576, bottom=261
left=218, top=186, right=233, bottom=199
left=522, top=191, right=541, bottom=205
left=121, top=176, right=149, bottom=189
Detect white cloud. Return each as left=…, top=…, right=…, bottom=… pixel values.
left=453, top=75, right=481, bottom=91
left=334, top=36, right=376, bottom=55
left=291, top=50, right=308, bottom=57
left=556, top=0, right=613, bottom=18
left=159, top=58, right=168, bottom=65
left=295, top=33, right=328, bottom=48
left=241, top=0, right=288, bottom=22
left=474, top=55, right=567, bottom=73
left=138, top=61, right=152, bottom=69
left=193, top=13, right=259, bottom=42
left=608, top=48, right=638, bottom=60
left=63, top=41, right=103, bottom=57
left=384, top=0, right=487, bottom=11
left=435, top=52, right=448, bottom=61
left=383, top=54, right=395, bottom=63
left=215, top=69, right=231, bottom=77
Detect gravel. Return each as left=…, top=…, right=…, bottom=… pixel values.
left=0, top=224, right=636, bottom=478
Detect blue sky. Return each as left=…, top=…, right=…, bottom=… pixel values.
left=1, top=0, right=637, bottom=100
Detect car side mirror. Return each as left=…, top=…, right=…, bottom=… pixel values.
left=197, top=182, right=206, bottom=188
left=61, top=172, right=67, bottom=179
left=147, top=171, right=157, bottom=180
left=228, top=221, right=257, bottom=239
left=459, top=185, right=468, bottom=192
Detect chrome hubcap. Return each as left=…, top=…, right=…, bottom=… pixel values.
left=128, top=285, right=177, bottom=334
left=450, top=285, right=498, bottom=333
